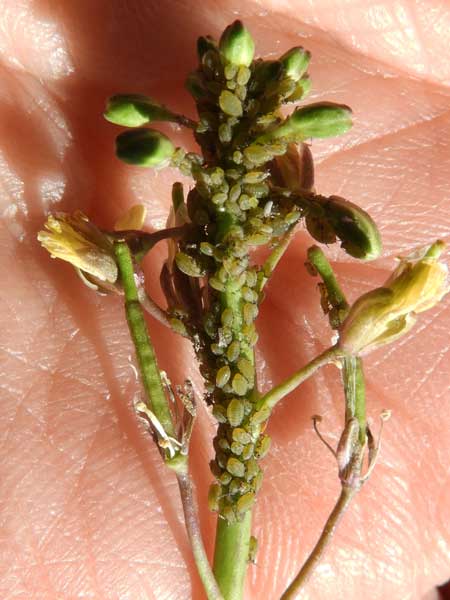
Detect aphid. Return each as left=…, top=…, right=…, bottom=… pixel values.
left=231, top=441, right=244, bottom=455
left=227, top=340, right=241, bottom=362
left=243, top=303, right=258, bottom=325
left=208, top=484, right=221, bottom=512
left=237, top=492, right=255, bottom=514
left=251, top=407, right=271, bottom=425
left=221, top=308, right=234, bottom=327
left=237, top=357, right=254, bottom=383
left=212, top=405, right=228, bottom=423
left=232, top=373, right=249, bottom=396
left=227, top=398, right=245, bottom=427
left=245, top=459, right=259, bottom=481
left=242, top=443, right=254, bottom=460
left=227, top=457, right=246, bottom=478
left=219, top=471, right=232, bottom=485
left=175, top=252, right=206, bottom=277
left=248, top=536, right=258, bottom=564
left=232, top=428, right=252, bottom=445
left=223, top=506, right=237, bottom=524
left=216, top=366, right=231, bottom=388
left=219, top=90, right=243, bottom=117
left=229, top=183, right=242, bottom=203
left=255, top=435, right=271, bottom=459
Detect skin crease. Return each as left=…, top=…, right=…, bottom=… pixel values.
left=0, top=1, right=449, bottom=599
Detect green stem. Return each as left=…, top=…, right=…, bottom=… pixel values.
left=342, top=356, right=366, bottom=444
left=280, top=486, right=356, bottom=599
left=177, top=467, right=224, bottom=600
left=115, top=241, right=222, bottom=599
left=114, top=241, right=175, bottom=437
left=257, top=346, right=342, bottom=412
left=213, top=512, right=252, bottom=600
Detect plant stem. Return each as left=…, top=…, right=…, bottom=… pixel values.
left=342, top=356, right=366, bottom=444
left=257, top=346, right=342, bottom=412
left=177, top=467, right=224, bottom=600
left=114, top=240, right=175, bottom=437
left=280, top=485, right=356, bottom=599
left=115, top=241, right=222, bottom=598
left=213, top=512, right=252, bottom=600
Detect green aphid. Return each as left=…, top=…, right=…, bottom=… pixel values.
left=242, top=443, right=255, bottom=460
left=232, top=428, right=252, bottom=445
left=221, top=308, right=234, bottom=327
left=175, top=252, right=206, bottom=278
left=212, top=405, right=228, bottom=423
left=231, top=441, right=244, bottom=455
left=255, top=434, right=271, bottom=459
left=208, top=484, right=221, bottom=512
left=220, top=471, right=232, bottom=485
left=251, top=407, right=271, bottom=425
left=243, top=303, right=258, bottom=324
left=219, top=91, right=243, bottom=118
left=223, top=506, right=237, bottom=524
left=248, top=536, right=258, bottom=564
left=227, top=341, right=241, bottom=362
left=237, top=492, right=255, bottom=514
left=245, top=459, right=259, bottom=481
left=237, top=357, right=254, bottom=383
left=232, top=373, right=249, bottom=396
left=227, top=457, right=246, bottom=478
left=216, top=365, right=231, bottom=388
left=227, top=398, right=245, bottom=427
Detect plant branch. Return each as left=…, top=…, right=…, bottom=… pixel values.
left=280, top=485, right=356, bottom=599
left=177, top=467, right=224, bottom=600
left=257, top=346, right=342, bottom=412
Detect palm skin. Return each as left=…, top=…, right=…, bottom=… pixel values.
left=0, top=1, right=449, bottom=599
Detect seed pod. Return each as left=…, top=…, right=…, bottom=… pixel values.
left=216, top=366, right=231, bottom=388
left=116, top=128, right=175, bottom=167
left=219, top=91, right=243, bottom=117
left=232, top=428, right=252, bottom=445
left=227, top=398, right=245, bottom=427
left=208, top=484, right=221, bottom=512
left=255, top=435, right=271, bottom=459
left=175, top=252, right=206, bottom=277
left=219, top=20, right=255, bottom=67
left=227, top=457, right=246, bottom=478
left=232, top=373, right=249, bottom=396
left=237, top=492, right=255, bottom=514
left=280, top=47, right=311, bottom=81
left=251, top=407, right=271, bottom=425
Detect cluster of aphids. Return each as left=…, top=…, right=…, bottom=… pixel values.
left=105, top=20, right=357, bottom=522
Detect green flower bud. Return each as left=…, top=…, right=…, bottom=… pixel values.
left=219, top=20, right=255, bottom=67
left=105, top=95, right=176, bottom=127
left=116, top=128, right=175, bottom=168
left=326, top=196, right=382, bottom=260
left=257, top=102, right=352, bottom=143
left=280, top=47, right=311, bottom=81
left=185, top=71, right=210, bottom=101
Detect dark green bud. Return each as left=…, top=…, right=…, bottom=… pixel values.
left=257, top=102, right=352, bottom=143
left=219, top=20, right=255, bottom=67
left=185, top=71, right=210, bottom=101
left=280, top=47, right=311, bottom=81
left=105, top=94, right=175, bottom=127
left=326, top=195, right=382, bottom=260
left=116, top=129, right=175, bottom=168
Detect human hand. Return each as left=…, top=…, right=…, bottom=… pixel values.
left=1, top=2, right=449, bottom=598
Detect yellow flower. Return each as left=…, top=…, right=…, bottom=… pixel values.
left=339, top=241, right=448, bottom=355
left=38, top=212, right=118, bottom=284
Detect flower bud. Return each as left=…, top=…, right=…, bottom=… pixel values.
left=116, top=129, right=175, bottom=168
left=219, top=20, right=255, bottom=67
left=326, top=195, right=382, bottom=261
left=104, top=94, right=176, bottom=127
left=197, top=35, right=217, bottom=60
left=280, top=47, right=311, bottom=81
left=339, top=241, right=448, bottom=355
left=257, top=102, right=352, bottom=143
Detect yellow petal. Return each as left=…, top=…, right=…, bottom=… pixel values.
left=114, top=204, right=147, bottom=231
